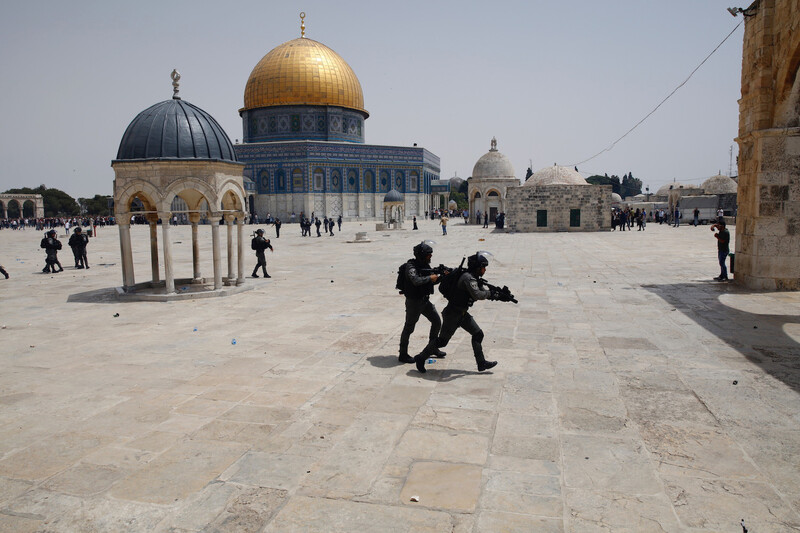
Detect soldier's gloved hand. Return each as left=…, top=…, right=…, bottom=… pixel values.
left=489, top=287, right=500, bottom=301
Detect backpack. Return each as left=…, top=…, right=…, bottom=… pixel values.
left=438, top=259, right=465, bottom=300
left=395, top=262, right=410, bottom=295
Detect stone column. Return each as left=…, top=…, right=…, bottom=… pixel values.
left=225, top=216, right=235, bottom=286
left=209, top=214, right=223, bottom=290
left=147, top=215, right=160, bottom=283
left=236, top=214, right=245, bottom=285
left=189, top=213, right=202, bottom=282
left=159, top=212, right=174, bottom=293
left=118, top=222, right=135, bottom=289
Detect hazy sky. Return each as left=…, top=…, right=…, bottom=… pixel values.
left=0, top=0, right=745, bottom=199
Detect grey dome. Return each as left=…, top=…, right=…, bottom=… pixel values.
left=656, top=182, right=687, bottom=196
left=702, top=174, right=738, bottom=194
left=116, top=98, right=237, bottom=162
left=524, top=165, right=587, bottom=186
left=384, top=189, right=403, bottom=202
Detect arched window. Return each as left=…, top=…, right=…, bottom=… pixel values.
left=379, top=170, right=390, bottom=192
left=488, top=191, right=499, bottom=197
left=347, top=170, right=358, bottom=192
left=363, top=170, right=374, bottom=192
left=410, top=171, right=419, bottom=191
left=474, top=191, right=482, bottom=199
left=313, top=168, right=324, bottom=190
left=292, top=168, right=303, bottom=191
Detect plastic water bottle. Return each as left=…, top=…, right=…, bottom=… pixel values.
left=231, top=338, right=237, bottom=345
left=427, top=358, right=435, bottom=364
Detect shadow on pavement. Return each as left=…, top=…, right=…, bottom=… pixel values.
left=642, top=282, right=800, bottom=393
left=67, top=287, right=119, bottom=303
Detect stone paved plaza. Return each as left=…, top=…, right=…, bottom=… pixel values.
left=0, top=219, right=799, bottom=532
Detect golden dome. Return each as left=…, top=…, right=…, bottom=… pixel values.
left=243, top=38, right=367, bottom=116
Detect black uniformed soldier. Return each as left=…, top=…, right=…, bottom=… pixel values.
left=398, top=241, right=447, bottom=364
left=68, top=227, right=89, bottom=268
left=40, top=229, right=64, bottom=273
left=251, top=229, right=273, bottom=278
left=415, top=253, right=497, bottom=373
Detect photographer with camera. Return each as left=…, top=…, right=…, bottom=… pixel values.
left=396, top=241, right=448, bottom=364
left=710, top=219, right=730, bottom=281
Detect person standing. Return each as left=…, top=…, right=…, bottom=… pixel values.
left=323, top=217, right=329, bottom=234
left=711, top=220, right=730, bottom=281
left=483, top=212, right=489, bottom=228
left=693, top=207, right=700, bottom=227
left=273, top=218, right=281, bottom=238
left=415, top=253, right=497, bottom=373
left=251, top=229, right=273, bottom=278
left=40, top=229, right=63, bottom=273
left=673, top=207, right=680, bottom=227
left=412, top=216, right=418, bottom=230
left=315, top=217, right=322, bottom=237
left=440, top=214, right=449, bottom=235
left=397, top=242, right=447, bottom=364
left=68, top=227, right=89, bottom=268
left=337, top=215, right=342, bottom=232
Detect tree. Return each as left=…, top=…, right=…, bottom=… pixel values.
left=586, top=174, right=621, bottom=195
left=620, top=172, right=643, bottom=198
left=2, top=185, right=80, bottom=217
left=78, top=195, right=112, bottom=216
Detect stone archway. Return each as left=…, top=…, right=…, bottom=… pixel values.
left=735, top=0, right=800, bottom=290
left=0, top=194, right=44, bottom=219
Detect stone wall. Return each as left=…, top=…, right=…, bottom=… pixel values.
left=735, top=0, right=800, bottom=290
left=505, top=185, right=612, bottom=232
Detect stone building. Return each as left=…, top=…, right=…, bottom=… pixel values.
left=235, top=16, right=439, bottom=221
left=506, top=165, right=611, bottom=232
left=467, top=138, right=519, bottom=223
left=112, top=73, right=248, bottom=299
left=735, top=0, right=800, bottom=290
left=0, top=194, right=44, bottom=219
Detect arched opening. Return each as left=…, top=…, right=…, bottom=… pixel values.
left=6, top=199, right=21, bottom=219
left=22, top=200, right=35, bottom=218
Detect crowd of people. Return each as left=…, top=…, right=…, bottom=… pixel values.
left=0, top=216, right=114, bottom=232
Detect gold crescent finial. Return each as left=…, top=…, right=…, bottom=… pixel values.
left=300, top=12, right=306, bottom=38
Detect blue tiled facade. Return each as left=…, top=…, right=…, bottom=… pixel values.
left=241, top=106, right=366, bottom=144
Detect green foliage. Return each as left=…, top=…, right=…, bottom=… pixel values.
left=449, top=191, right=468, bottom=210
left=78, top=195, right=112, bottom=216
left=2, top=185, right=80, bottom=217
left=586, top=174, right=621, bottom=195
left=621, top=172, right=642, bottom=198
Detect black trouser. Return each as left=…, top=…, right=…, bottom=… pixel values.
left=71, top=247, right=84, bottom=267
left=252, top=252, right=267, bottom=276
left=421, top=305, right=485, bottom=364
left=399, top=297, right=441, bottom=358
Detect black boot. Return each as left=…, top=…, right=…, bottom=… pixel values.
left=477, top=360, right=497, bottom=372
left=0, top=266, right=8, bottom=279
left=414, top=353, right=427, bottom=373
left=398, top=354, right=415, bottom=364
left=263, top=271, right=271, bottom=278
left=433, top=349, right=446, bottom=358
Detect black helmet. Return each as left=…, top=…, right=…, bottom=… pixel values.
left=256, top=229, right=264, bottom=234
left=47, top=229, right=57, bottom=236
left=413, top=241, right=433, bottom=259
left=74, top=227, right=81, bottom=233
left=467, top=253, right=489, bottom=272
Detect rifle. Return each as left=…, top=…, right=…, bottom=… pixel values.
left=421, top=264, right=451, bottom=277
left=478, top=278, right=518, bottom=304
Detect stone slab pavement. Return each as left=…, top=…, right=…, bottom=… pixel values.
left=0, top=219, right=798, bottom=532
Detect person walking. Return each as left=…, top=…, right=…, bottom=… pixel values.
left=414, top=253, right=497, bottom=373
left=440, top=214, right=449, bottom=236
left=711, top=220, right=730, bottom=281
left=483, top=212, right=489, bottom=228
left=40, top=229, right=63, bottom=273
left=337, top=215, right=342, bottom=232
left=397, top=242, right=447, bottom=364
left=250, top=229, right=273, bottom=278
left=315, top=217, right=322, bottom=237
left=68, top=227, right=89, bottom=268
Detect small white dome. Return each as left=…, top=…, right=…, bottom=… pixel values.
left=611, top=193, right=622, bottom=203
left=702, top=174, right=738, bottom=194
left=524, top=165, right=587, bottom=186
left=472, top=138, right=515, bottom=179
